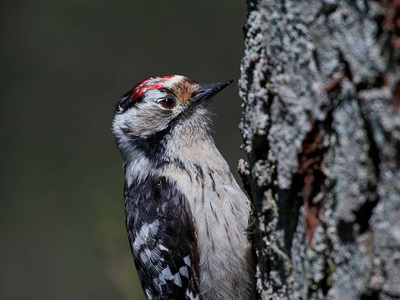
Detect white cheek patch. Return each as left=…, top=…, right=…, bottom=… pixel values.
left=134, top=108, right=171, bottom=136
left=113, top=102, right=167, bottom=137
left=114, top=95, right=186, bottom=141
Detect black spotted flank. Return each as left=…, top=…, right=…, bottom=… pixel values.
left=193, top=164, right=204, bottom=180
left=208, top=170, right=217, bottom=193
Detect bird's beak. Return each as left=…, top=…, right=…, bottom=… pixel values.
left=192, top=79, right=233, bottom=103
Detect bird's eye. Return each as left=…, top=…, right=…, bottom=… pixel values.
left=160, top=97, right=176, bottom=109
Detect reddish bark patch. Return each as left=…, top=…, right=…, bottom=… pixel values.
left=323, top=71, right=345, bottom=92
left=296, top=120, right=327, bottom=247
left=381, top=0, right=400, bottom=52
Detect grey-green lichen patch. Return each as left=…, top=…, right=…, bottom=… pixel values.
left=359, top=89, right=400, bottom=297
left=291, top=207, right=309, bottom=299
left=330, top=99, right=376, bottom=223
left=240, top=0, right=400, bottom=299
left=253, top=160, right=274, bottom=187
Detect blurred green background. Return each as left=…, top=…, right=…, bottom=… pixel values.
left=0, top=1, right=246, bottom=299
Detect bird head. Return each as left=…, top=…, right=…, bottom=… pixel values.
left=112, top=75, right=232, bottom=161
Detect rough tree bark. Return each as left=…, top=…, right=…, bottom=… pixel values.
left=238, top=0, right=400, bottom=299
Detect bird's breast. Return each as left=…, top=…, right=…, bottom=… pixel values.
left=160, top=160, right=253, bottom=299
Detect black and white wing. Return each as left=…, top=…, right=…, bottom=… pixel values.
left=125, top=176, right=200, bottom=300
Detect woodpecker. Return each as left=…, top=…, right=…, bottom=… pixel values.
left=112, top=75, right=254, bottom=300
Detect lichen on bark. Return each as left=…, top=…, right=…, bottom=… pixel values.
left=239, top=0, right=400, bottom=299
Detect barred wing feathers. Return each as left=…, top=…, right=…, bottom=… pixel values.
left=125, top=176, right=200, bottom=300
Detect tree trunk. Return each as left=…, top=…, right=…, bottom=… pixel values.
left=238, top=0, right=400, bottom=299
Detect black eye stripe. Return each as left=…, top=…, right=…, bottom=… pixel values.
left=116, top=88, right=176, bottom=113
left=158, top=87, right=176, bottom=96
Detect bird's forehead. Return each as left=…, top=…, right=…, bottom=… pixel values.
left=169, top=77, right=200, bottom=104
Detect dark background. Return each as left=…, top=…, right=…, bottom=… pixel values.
left=0, top=1, right=246, bottom=299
